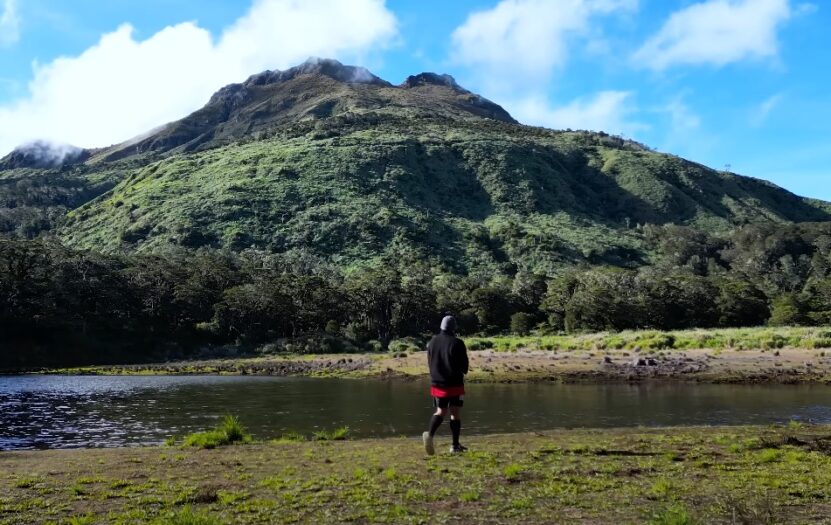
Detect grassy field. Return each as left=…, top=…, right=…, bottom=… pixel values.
left=466, top=326, right=831, bottom=353
left=3, top=424, right=831, bottom=524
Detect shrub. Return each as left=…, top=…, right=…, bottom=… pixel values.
left=312, top=426, right=350, bottom=441
left=806, top=338, right=831, bottom=349
left=256, top=343, right=280, bottom=355
left=768, top=294, right=806, bottom=326
left=510, top=312, right=535, bottom=335
left=325, top=320, right=340, bottom=335
left=364, top=340, right=384, bottom=352
left=221, top=415, right=247, bottom=443
left=638, top=333, right=676, bottom=350
left=389, top=337, right=422, bottom=354
left=761, top=335, right=788, bottom=350
left=467, top=339, right=494, bottom=351
left=182, top=416, right=250, bottom=449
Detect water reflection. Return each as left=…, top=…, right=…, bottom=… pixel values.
left=1, top=376, right=830, bottom=450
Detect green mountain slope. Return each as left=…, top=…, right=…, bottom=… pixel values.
left=3, top=58, right=830, bottom=277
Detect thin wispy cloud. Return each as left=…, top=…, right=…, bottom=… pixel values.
left=0, top=0, right=398, bottom=154
left=751, top=93, right=784, bottom=126
left=663, top=97, right=701, bottom=132
left=0, top=0, right=20, bottom=47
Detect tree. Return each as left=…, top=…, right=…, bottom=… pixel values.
left=510, top=312, right=535, bottom=335
left=768, top=294, right=806, bottom=326
left=714, top=280, right=769, bottom=327
left=469, top=286, right=513, bottom=333
left=345, top=265, right=435, bottom=347
left=803, top=278, right=831, bottom=325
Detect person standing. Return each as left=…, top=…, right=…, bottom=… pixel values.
left=423, top=315, right=469, bottom=455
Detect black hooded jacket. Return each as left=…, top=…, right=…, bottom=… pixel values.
left=427, top=330, right=469, bottom=387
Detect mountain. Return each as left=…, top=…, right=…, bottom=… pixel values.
left=101, top=58, right=515, bottom=162
left=2, top=58, right=830, bottom=276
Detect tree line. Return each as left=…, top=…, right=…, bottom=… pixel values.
left=1, top=221, right=830, bottom=369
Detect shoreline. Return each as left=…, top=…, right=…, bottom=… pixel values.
left=2, top=424, right=831, bottom=523
left=26, top=345, right=831, bottom=384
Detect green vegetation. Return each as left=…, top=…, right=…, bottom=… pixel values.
left=468, top=326, right=831, bottom=353
left=179, top=416, right=251, bottom=449
left=2, top=60, right=831, bottom=369
left=3, top=228, right=831, bottom=371
left=312, top=427, right=350, bottom=441
left=3, top=425, right=831, bottom=523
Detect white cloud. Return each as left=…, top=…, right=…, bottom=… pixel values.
left=507, top=91, right=645, bottom=136
left=751, top=93, right=784, bottom=126
left=0, top=0, right=397, bottom=154
left=451, top=0, right=637, bottom=90
left=633, top=0, right=795, bottom=70
left=450, top=0, right=642, bottom=137
left=0, top=0, right=20, bottom=46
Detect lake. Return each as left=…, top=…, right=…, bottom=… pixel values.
left=2, top=375, right=831, bottom=450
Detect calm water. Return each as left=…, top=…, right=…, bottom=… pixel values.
left=2, top=375, right=831, bottom=450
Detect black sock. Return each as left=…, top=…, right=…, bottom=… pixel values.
left=429, top=415, right=444, bottom=436
left=450, top=419, right=461, bottom=446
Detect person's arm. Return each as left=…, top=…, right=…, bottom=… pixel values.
left=457, top=339, right=469, bottom=375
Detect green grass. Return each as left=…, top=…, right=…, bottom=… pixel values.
left=180, top=416, right=251, bottom=449
left=651, top=504, right=695, bottom=525
left=312, top=426, right=350, bottom=441
left=153, top=507, right=221, bottom=525
left=3, top=425, right=831, bottom=523
left=467, top=326, right=831, bottom=353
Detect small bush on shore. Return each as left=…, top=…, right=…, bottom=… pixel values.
left=313, top=426, right=350, bottom=441
left=272, top=427, right=351, bottom=442
left=389, top=338, right=423, bottom=354
left=182, top=416, right=250, bottom=449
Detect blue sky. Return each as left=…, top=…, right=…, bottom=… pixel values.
left=0, top=0, right=828, bottom=200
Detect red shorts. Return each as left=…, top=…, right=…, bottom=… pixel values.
left=430, top=385, right=465, bottom=398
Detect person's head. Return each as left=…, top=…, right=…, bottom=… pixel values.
left=440, top=315, right=457, bottom=334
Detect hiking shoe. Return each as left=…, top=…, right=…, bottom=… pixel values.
left=422, top=432, right=435, bottom=456
left=449, top=443, right=468, bottom=454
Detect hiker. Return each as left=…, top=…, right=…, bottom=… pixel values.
left=423, top=315, right=469, bottom=455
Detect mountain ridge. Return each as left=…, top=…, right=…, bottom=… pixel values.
left=1, top=58, right=829, bottom=277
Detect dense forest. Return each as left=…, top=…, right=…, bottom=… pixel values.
left=2, top=221, right=830, bottom=369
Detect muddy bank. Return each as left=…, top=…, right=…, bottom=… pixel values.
left=37, top=345, right=831, bottom=384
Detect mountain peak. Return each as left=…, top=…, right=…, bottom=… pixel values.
left=0, top=140, right=89, bottom=169
left=243, top=57, right=391, bottom=88
left=103, top=59, right=517, bottom=160
left=400, top=72, right=465, bottom=91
